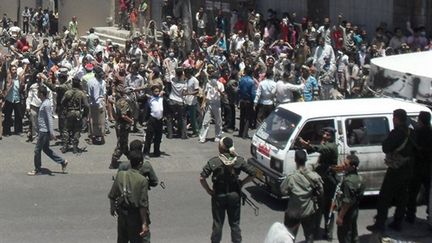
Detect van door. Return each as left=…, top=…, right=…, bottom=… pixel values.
left=343, top=116, right=391, bottom=193
left=289, top=118, right=337, bottom=167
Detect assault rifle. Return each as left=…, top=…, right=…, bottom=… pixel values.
left=241, top=192, right=259, bottom=216
left=326, top=173, right=344, bottom=229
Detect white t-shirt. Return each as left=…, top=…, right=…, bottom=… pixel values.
left=184, top=76, right=199, bottom=106
left=149, top=96, right=164, bottom=120
left=169, top=77, right=186, bottom=103
left=205, top=79, right=224, bottom=103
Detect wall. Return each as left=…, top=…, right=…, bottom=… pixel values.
left=0, top=0, right=37, bottom=24
left=57, top=0, right=113, bottom=36
left=255, top=0, right=307, bottom=19
left=329, top=0, right=393, bottom=38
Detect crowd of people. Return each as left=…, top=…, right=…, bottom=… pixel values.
left=0, top=3, right=432, bottom=243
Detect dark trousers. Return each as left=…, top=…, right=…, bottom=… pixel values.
left=337, top=208, right=359, bottom=243
left=211, top=192, right=242, bottom=243
left=117, top=212, right=150, bottom=243
left=34, top=131, right=64, bottom=171
left=3, top=100, right=23, bottom=135
left=238, top=100, right=254, bottom=138
left=315, top=174, right=337, bottom=239
left=23, top=21, right=29, bottom=33
left=223, top=103, right=236, bottom=130
left=166, top=101, right=187, bottom=139
left=406, top=162, right=430, bottom=219
left=376, top=165, right=412, bottom=227
left=284, top=212, right=316, bottom=243
left=186, top=104, right=198, bottom=135
left=144, top=116, right=163, bottom=156
left=256, top=104, right=274, bottom=125
left=111, top=124, right=130, bottom=166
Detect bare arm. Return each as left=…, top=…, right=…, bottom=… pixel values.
left=200, top=177, right=214, bottom=196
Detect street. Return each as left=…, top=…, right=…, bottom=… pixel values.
left=0, top=124, right=430, bottom=243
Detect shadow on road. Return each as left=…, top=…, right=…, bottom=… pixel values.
left=245, top=185, right=286, bottom=212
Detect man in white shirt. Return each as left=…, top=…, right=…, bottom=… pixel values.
left=254, top=70, right=276, bottom=124
left=87, top=66, right=106, bottom=144
left=274, top=72, right=304, bottom=105
left=144, top=86, right=164, bottom=157
left=313, top=37, right=335, bottom=74
left=184, top=68, right=200, bottom=136
left=166, top=68, right=187, bottom=139
left=199, top=65, right=224, bottom=143
left=26, top=76, right=53, bottom=141
left=195, top=7, right=207, bottom=37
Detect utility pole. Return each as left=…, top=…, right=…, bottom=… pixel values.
left=180, top=0, right=192, bottom=52
left=17, top=0, right=21, bottom=26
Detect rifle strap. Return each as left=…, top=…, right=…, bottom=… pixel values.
left=299, top=169, right=318, bottom=191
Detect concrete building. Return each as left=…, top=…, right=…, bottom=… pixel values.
left=1, top=0, right=431, bottom=39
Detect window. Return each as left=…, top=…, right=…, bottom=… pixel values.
left=291, top=119, right=335, bottom=149
left=255, top=108, right=301, bottom=149
left=345, top=117, right=389, bottom=146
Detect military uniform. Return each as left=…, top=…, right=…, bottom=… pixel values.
left=108, top=169, right=150, bottom=243
left=310, top=141, right=338, bottom=239
left=118, top=159, right=159, bottom=189
left=200, top=154, right=255, bottom=243
left=111, top=96, right=133, bottom=169
left=280, top=167, right=323, bottom=243
left=44, top=80, right=72, bottom=146
left=61, top=87, right=89, bottom=153
left=373, top=125, right=415, bottom=230
left=336, top=170, right=365, bottom=243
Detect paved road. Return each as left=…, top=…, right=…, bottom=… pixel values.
left=0, top=122, right=431, bottom=243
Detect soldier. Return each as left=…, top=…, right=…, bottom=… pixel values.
left=199, top=137, right=255, bottom=243
left=367, top=109, right=416, bottom=232
left=336, top=153, right=365, bottom=243
left=110, top=85, right=134, bottom=169
left=41, top=69, right=72, bottom=147
left=280, top=150, right=323, bottom=243
left=118, top=139, right=159, bottom=189
left=406, top=111, right=432, bottom=224
left=60, top=78, right=89, bottom=153
left=108, top=150, right=150, bottom=243
left=299, top=126, right=338, bottom=240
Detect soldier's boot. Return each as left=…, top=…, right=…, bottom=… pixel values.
left=60, top=145, right=69, bottom=154
left=109, top=158, right=119, bottom=169
left=153, top=143, right=161, bottom=157
left=72, top=144, right=79, bottom=154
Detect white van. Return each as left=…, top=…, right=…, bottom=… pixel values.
left=248, top=98, right=431, bottom=198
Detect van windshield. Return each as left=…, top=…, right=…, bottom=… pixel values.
left=255, top=108, right=301, bottom=149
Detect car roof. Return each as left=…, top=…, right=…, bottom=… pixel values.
left=278, top=98, right=430, bottom=119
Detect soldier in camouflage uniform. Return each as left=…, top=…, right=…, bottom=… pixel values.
left=299, top=126, right=338, bottom=240
left=336, top=153, right=365, bottom=243
left=280, top=150, right=324, bottom=243
left=41, top=69, right=72, bottom=147
left=110, top=85, right=134, bottom=169
left=61, top=78, right=89, bottom=153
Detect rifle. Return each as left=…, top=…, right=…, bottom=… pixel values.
left=241, top=191, right=259, bottom=216
left=326, top=173, right=344, bottom=229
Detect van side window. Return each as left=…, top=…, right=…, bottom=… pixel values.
left=293, top=119, right=335, bottom=149
left=345, top=117, right=389, bottom=146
